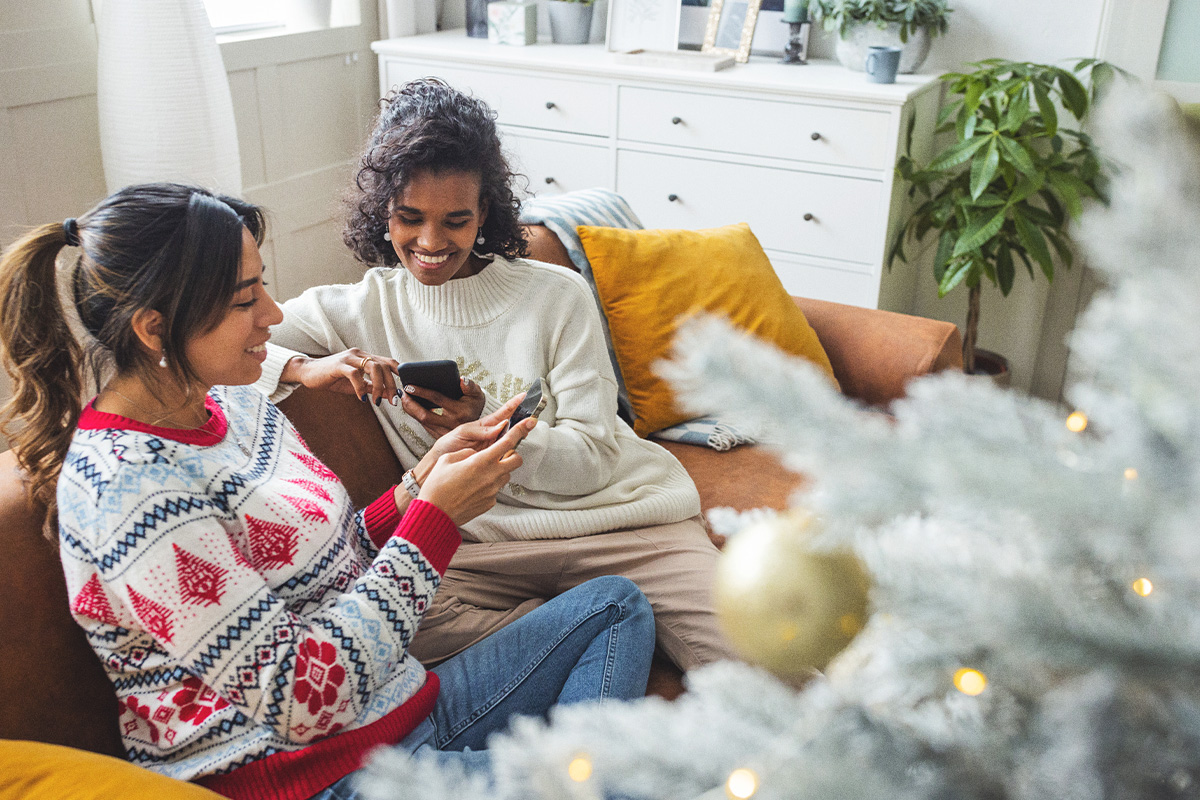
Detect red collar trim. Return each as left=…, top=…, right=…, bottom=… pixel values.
left=78, top=394, right=229, bottom=446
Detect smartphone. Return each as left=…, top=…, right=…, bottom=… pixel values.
left=397, top=360, right=463, bottom=411
left=509, top=378, right=546, bottom=427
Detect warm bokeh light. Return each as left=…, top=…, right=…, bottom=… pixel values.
left=567, top=755, right=592, bottom=783
left=953, top=668, right=988, bottom=696
left=1124, top=467, right=1139, bottom=481
left=1132, top=578, right=1154, bottom=597
left=726, top=768, right=759, bottom=799
left=1066, top=411, right=1088, bottom=433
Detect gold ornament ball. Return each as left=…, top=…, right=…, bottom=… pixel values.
left=714, top=511, right=870, bottom=682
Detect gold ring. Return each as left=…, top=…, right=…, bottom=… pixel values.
left=359, top=356, right=374, bottom=372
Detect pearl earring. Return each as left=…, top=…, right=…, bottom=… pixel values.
left=383, top=231, right=391, bottom=242
left=476, top=231, right=486, bottom=245
left=159, top=354, right=168, bottom=368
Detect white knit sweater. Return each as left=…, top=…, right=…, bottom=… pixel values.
left=257, top=256, right=700, bottom=542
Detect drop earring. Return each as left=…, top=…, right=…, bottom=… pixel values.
left=383, top=231, right=392, bottom=242
left=476, top=231, right=485, bottom=245
left=159, top=354, right=168, bottom=369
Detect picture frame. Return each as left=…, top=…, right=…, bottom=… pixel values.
left=680, top=0, right=787, bottom=57
left=700, top=0, right=763, bottom=63
left=606, top=0, right=683, bottom=53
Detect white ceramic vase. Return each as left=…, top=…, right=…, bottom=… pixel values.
left=834, top=22, right=931, bottom=74
left=96, top=0, right=241, bottom=194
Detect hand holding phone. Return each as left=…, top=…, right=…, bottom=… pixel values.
left=397, top=360, right=463, bottom=411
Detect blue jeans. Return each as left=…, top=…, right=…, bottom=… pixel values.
left=309, top=575, right=654, bottom=799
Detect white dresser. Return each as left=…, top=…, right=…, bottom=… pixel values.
left=372, top=31, right=941, bottom=310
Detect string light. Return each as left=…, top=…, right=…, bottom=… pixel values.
left=1124, top=467, right=1138, bottom=481
left=1066, top=411, right=1088, bottom=433
left=725, top=768, right=759, bottom=799
left=953, top=668, right=987, bottom=696
left=567, top=755, right=593, bottom=783
left=1132, top=578, right=1154, bottom=597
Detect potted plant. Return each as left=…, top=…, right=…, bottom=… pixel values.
left=810, top=0, right=951, bottom=73
left=545, top=0, right=595, bottom=44
left=890, top=58, right=1115, bottom=377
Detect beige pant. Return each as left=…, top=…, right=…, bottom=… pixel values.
left=408, top=516, right=739, bottom=671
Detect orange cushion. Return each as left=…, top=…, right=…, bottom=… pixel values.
left=0, top=741, right=223, bottom=799
left=578, top=222, right=837, bottom=437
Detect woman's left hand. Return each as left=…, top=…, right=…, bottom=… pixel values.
left=401, top=377, right=486, bottom=438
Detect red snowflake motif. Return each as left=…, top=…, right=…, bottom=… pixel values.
left=121, top=696, right=160, bottom=743
left=173, top=544, right=228, bottom=606
left=127, top=585, right=175, bottom=643
left=292, top=451, right=338, bottom=482
left=245, top=515, right=299, bottom=570
left=286, top=478, right=334, bottom=503
left=172, top=675, right=230, bottom=726
left=293, top=639, right=346, bottom=716
left=283, top=494, right=329, bottom=524
left=72, top=573, right=120, bottom=626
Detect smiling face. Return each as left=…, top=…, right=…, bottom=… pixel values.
left=183, top=227, right=283, bottom=388
left=387, top=168, right=489, bottom=286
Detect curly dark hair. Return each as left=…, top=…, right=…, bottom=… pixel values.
left=345, top=78, right=528, bottom=266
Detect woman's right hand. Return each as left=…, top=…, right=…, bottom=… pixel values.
left=418, top=419, right=534, bottom=526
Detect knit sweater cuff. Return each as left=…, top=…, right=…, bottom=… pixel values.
left=394, top=499, right=460, bottom=575
left=257, top=343, right=303, bottom=403
left=363, top=489, right=402, bottom=549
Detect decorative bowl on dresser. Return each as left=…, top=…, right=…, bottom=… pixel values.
left=371, top=30, right=940, bottom=312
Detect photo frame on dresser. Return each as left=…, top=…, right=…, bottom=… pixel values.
left=701, top=0, right=762, bottom=62
left=681, top=0, right=787, bottom=56
left=606, top=0, right=682, bottom=52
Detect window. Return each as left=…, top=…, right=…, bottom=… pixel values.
left=203, top=0, right=286, bottom=35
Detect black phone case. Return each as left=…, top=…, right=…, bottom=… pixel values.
left=397, top=360, right=463, bottom=410
left=510, top=379, right=546, bottom=426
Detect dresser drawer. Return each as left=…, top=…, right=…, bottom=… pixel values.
left=383, top=59, right=610, bottom=137
left=502, top=130, right=612, bottom=197
left=617, top=87, right=890, bottom=170
left=616, top=149, right=883, bottom=264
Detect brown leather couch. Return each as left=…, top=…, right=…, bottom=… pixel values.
left=0, top=224, right=960, bottom=773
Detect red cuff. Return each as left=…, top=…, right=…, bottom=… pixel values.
left=393, top=499, right=461, bottom=575
left=363, top=489, right=402, bottom=550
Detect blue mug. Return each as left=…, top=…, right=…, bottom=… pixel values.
left=864, top=45, right=902, bottom=84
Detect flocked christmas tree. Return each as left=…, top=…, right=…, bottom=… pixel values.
left=359, top=87, right=1200, bottom=800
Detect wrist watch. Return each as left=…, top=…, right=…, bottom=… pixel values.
left=401, top=469, right=421, bottom=500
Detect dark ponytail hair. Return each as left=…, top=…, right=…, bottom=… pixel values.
left=0, top=183, right=265, bottom=536
left=344, top=77, right=529, bottom=267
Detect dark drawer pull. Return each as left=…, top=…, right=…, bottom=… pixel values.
left=545, top=101, right=556, bottom=109
left=545, top=176, right=556, bottom=184
left=810, top=132, right=821, bottom=141
left=671, top=116, right=683, bottom=125
left=668, top=193, right=679, bottom=202
left=803, top=212, right=815, bottom=221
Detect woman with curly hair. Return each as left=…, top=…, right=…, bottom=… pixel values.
left=259, top=78, right=738, bottom=673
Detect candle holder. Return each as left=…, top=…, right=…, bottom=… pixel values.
left=780, top=20, right=810, bottom=65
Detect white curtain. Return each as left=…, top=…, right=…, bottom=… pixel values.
left=96, top=0, right=242, bottom=195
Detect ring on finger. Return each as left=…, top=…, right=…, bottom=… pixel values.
left=359, top=356, right=374, bottom=372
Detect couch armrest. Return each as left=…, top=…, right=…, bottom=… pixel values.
left=796, top=297, right=962, bottom=407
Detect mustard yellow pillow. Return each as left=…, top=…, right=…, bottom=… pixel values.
left=578, top=222, right=838, bottom=437
left=0, top=741, right=223, bottom=800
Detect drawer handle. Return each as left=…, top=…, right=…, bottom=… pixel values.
left=811, top=132, right=821, bottom=141
left=671, top=116, right=683, bottom=125
left=545, top=101, right=557, bottom=109
left=668, top=193, right=679, bottom=203
left=544, top=176, right=556, bottom=184
left=803, top=212, right=815, bottom=222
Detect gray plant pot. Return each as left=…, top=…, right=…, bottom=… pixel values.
left=546, top=0, right=594, bottom=44
left=835, top=22, right=931, bottom=73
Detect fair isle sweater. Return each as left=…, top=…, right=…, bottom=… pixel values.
left=56, top=385, right=460, bottom=800
left=257, top=255, right=701, bottom=542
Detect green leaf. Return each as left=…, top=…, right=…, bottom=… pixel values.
left=1046, top=230, right=1074, bottom=268
left=996, top=246, right=1015, bottom=294
left=1056, top=70, right=1089, bottom=119
left=1033, top=85, right=1058, bottom=138
left=927, top=134, right=990, bottom=172
left=1009, top=172, right=1046, bottom=205
left=953, top=208, right=1006, bottom=256
left=938, top=99, right=964, bottom=127
left=1014, top=209, right=1054, bottom=280
left=1001, top=87, right=1031, bottom=133
left=1046, top=170, right=1083, bottom=218
left=972, top=193, right=1007, bottom=207
left=964, top=80, right=984, bottom=116
left=970, top=137, right=1000, bottom=200
left=938, top=257, right=973, bottom=296
left=933, top=228, right=955, bottom=282
left=997, top=136, right=1039, bottom=177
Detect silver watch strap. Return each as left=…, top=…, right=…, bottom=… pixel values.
left=402, top=469, right=421, bottom=500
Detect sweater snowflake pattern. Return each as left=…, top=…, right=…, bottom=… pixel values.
left=56, top=385, right=460, bottom=800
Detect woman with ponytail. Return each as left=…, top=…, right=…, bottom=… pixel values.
left=0, top=183, right=654, bottom=800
